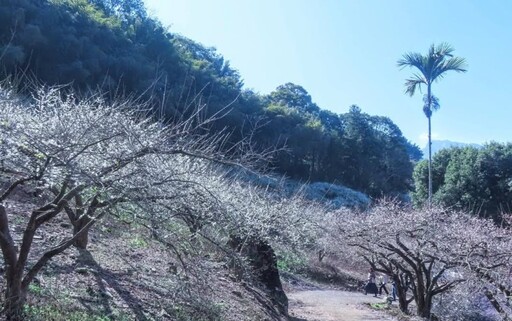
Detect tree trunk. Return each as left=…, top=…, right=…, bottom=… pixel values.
left=427, top=114, right=432, bottom=208
left=414, top=273, right=426, bottom=314
left=417, top=293, right=433, bottom=318
left=0, top=205, right=26, bottom=320
left=427, top=84, right=433, bottom=208
left=412, top=268, right=434, bottom=318
left=4, top=273, right=27, bottom=321
left=397, top=290, right=409, bottom=314
left=228, top=236, right=288, bottom=316
left=395, top=277, right=410, bottom=314
left=67, top=195, right=98, bottom=250
left=73, top=218, right=91, bottom=249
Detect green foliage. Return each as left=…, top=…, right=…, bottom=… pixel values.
left=88, top=0, right=147, bottom=24
left=413, top=143, right=512, bottom=222
left=129, top=235, right=148, bottom=248
left=276, top=252, right=307, bottom=273
left=412, top=160, right=429, bottom=207
left=28, top=284, right=43, bottom=296
left=269, top=82, right=320, bottom=114
left=305, top=118, right=322, bottom=130
left=24, top=304, right=115, bottom=321
left=0, top=0, right=183, bottom=102
left=368, top=302, right=390, bottom=310
left=258, top=89, right=418, bottom=197
left=265, top=103, right=300, bottom=118
left=398, top=43, right=467, bottom=103
left=50, top=0, right=121, bottom=28
left=336, top=106, right=415, bottom=196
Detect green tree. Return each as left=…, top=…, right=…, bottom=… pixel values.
left=413, top=147, right=470, bottom=208
left=398, top=43, right=467, bottom=207
left=269, top=83, right=320, bottom=114
left=338, top=106, right=415, bottom=197
left=369, top=115, right=415, bottom=196
left=474, top=143, right=512, bottom=220
left=412, top=144, right=512, bottom=222
left=341, top=105, right=380, bottom=193
left=435, top=147, right=481, bottom=210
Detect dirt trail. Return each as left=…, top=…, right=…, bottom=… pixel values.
left=288, top=290, right=397, bottom=321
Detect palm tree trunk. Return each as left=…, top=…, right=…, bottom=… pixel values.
left=427, top=85, right=433, bottom=208
left=428, top=114, right=432, bottom=208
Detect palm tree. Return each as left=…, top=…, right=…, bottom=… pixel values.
left=398, top=43, right=467, bottom=207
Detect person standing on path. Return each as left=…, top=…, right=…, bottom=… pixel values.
left=391, top=279, right=397, bottom=301
left=378, top=273, right=389, bottom=296
left=364, top=268, right=378, bottom=297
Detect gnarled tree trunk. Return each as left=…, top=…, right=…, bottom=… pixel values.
left=4, top=275, right=27, bottom=321
left=0, top=202, right=101, bottom=320
left=394, top=274, right=411, bottom=314
left=417, top=293, right=433, bottom=318
left=0, top=205, right=28, bottom=321
left=72, top=216, right=92, bottom=249
left=64, top=194, right=99, bottom=249
left=228, top=235, right=288, bottom=316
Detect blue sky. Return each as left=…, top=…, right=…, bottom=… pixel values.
left=143, top=0, right=512, bottom=147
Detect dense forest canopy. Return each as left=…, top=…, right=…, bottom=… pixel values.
left=0, top=0, right=422, bottom=197
left=413, top=143, right=512, bottom=222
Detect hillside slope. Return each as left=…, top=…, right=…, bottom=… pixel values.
left=3, top=197, right=285, bottom=321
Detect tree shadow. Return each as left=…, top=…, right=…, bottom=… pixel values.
left=77, top=249, right=149, bottom=321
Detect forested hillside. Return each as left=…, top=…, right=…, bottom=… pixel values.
left=0, top=0, right=421, bottom=197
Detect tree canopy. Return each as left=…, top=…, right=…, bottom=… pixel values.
left=0, top=85, right=325, bottom=320
left=413, top=143, right=512, bottom=222
left=333, top=202, right=512, bottom=319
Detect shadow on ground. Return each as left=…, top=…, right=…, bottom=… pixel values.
left=77, top=249, right=150, bottom=321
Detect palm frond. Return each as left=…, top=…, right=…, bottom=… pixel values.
left=428, top=44, right=436, bottom=59
left=404, top=75, right=426, bottom=96
left=423, top=94, right=440, bottom=112
left=433, top=56, right=467, bottom=81
left=399, top=43, right=466, bottom=98
left=431, top=95, right=440, bottom=111
left=435, top=42, right=455, bottom=58
left=397, top=52, right=426, bottom=74
left=422, top=94, right=440, bottom=118
left=442, top=57, right=468, bottom=72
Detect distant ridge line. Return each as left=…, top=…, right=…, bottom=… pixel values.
left=422, top=140, right=482, bottom=159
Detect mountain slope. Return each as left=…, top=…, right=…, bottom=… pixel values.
left=0, top=0, right=420, bottom=197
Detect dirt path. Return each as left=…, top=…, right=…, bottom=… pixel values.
left=288, top=290, right=397, bottom=321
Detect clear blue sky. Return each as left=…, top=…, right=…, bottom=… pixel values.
left=144, top=0, right=512, bottom=147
